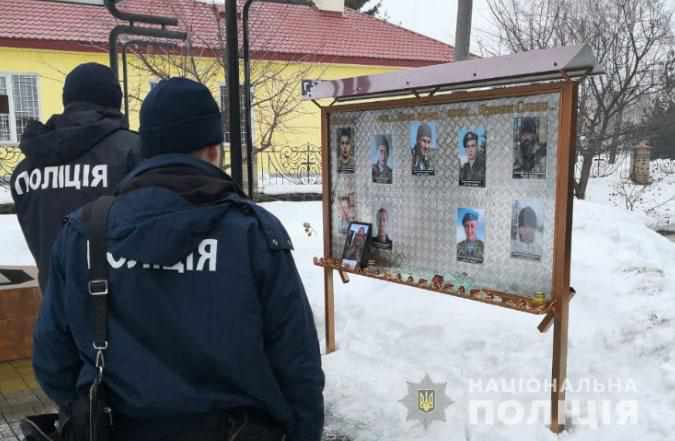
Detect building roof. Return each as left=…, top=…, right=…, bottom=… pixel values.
left=0, top=0, right=454, bottom=67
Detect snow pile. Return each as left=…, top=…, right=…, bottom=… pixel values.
left=1, top=198, right=674, bottom=440
left=0, top=215, right=33, bottom=265
left=266, top=199, right=675, bottom=441
left=0, top=186, right=12, bottom=204
left=587, top=158, right=675, bottom=230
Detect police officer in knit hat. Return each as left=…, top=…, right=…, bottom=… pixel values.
left=32, top=78, right=325, bottom=441
left=10, top=62, right=141, bottom=289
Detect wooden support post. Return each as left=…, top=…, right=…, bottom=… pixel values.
left=549, top=81, right=577, bottom=433
left=338, top=270, right=350, bottom=284
left=321, top=107, right=336, bottom=353
left=550, top=292, right=570, bottom=432
left=324, top=268, right=336, bottom=353
left=538, top=309, right=555, bottom=334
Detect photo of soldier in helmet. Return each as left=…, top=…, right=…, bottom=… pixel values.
left=513, top=116, right=547, bottom=179
left=410, top=122, right=436, bottom=176
left=511, top=200, right=544, bottom=260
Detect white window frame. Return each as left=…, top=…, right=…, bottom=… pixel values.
left=0, top=73, right=41, bottom=145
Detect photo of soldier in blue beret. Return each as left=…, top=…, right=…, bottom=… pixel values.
left=456, top=208, right=485, bottom=264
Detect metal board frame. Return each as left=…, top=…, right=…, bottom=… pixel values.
left=317, top=80, right=577, bottom=432
left=304, top=45, right=596, bottom=102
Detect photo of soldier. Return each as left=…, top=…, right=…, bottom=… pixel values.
left=456, top=208, right=485, bottom=264
left=342, top=222, right=371, bottom=269
left=371, top=134, right=393, bottom=184
left=513, top=116, right=547, bottom=179
left=458, top=128, right=487, bottom=187
left=371, top=207, right=393, bottom=250
left=336, top=127, right=355, bottom=173
left=337, top=193, right=356, bottom=235
left=409, top=122, right=437, bottom=176
left=511, top=200, right=544, bottom=260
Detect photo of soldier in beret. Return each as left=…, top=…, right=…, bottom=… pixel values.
left=511, top=200, right=544, bottom=260
left=458, top=128, right=487, bottom=187
left=456, top=208, right=485, bottom=264
left=371, top=134, right=393, bottom=184
left=513, top=116, right=547, bottom=179
left=410, top=122, right=437, bottom=176
left=336, top=127, right=355, bottom=173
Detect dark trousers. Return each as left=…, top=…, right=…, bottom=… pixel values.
left=22, top=408, right=285, bottom=441
left=111, top=408, right=285, bottom=441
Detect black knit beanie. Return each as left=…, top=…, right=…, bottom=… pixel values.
left=140, top=78, right=224, bottom=158
left=62, top=63, right=122, bottom=109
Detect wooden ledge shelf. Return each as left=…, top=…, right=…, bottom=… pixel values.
left=313, top=258, right=554, bottom=316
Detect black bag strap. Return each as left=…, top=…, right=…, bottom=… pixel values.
left=82, top=196, right=115, bottom=360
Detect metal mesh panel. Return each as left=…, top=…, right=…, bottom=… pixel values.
left=330, top=92, right=560, bottom=299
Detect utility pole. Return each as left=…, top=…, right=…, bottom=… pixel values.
left=225, top=0, right=244, bottom=189
left=455, top=0, right=473, bottom=61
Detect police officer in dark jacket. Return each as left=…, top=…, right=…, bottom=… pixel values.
left=10, top=63, right=141, bottom=289
left=33, top=78, right=325, bottom=441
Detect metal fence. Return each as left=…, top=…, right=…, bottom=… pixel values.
left=222, top=142, right=322, bottom=193
left=0, top=143, right=323, bottom=193
left=0, top=144, right=22, bottom=187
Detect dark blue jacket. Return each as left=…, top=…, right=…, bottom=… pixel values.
left=10, top=103, right=141, bottom=289
left=33, top=155, right=325, bottom=441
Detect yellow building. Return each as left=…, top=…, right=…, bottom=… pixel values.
left=0, top=0, right=453, bottom=186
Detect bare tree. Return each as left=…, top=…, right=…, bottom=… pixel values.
left=124, top=2, right=325, bottom=156
left=487, top=0, right=675, bottom=199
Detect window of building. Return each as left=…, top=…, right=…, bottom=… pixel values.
left=0, top=74, right=40, bottom=144
left=220, top=84, right=256, bottom=146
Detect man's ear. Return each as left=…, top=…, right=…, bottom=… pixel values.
left=206, top=144, right=220, bottom=163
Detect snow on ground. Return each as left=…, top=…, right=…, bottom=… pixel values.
left=0, top=187, right=12, bottom=204
left=586, top=157, right=675, bottom=230
left=0, top=215, right=34, bottom=265
left=264, top=199, right=675, bottom=441
left=258, top=182, right=321, bottom=195
left=2, top=198, right=674, bottom=440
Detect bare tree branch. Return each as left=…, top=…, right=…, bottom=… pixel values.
left=487, top=0, right=675, bottom=199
